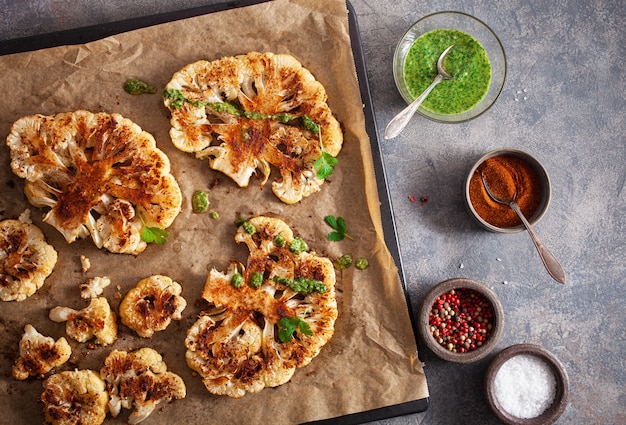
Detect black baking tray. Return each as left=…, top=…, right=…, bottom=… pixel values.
left=0, top=0, right=429, bottom=422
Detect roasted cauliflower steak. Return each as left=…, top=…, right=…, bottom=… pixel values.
left=49, top=297, right=118, bottom=346
left=100, top=347, right=186, bottom=424
left=185, top=216, right=337, bottom=398
left=12, top=324, right=71, bottom=381
left=6, top=110, right=182, bottom=255
left=163, top=51, right=343, bottom=204
left=119, top=274, right=187, bottom=338
left=0, top=219, right=57, bottom=301
left=41, top=369, right=108, bottom=425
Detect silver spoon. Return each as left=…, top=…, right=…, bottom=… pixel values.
left=480, top=172, right=566, bottom=284
left=384, top=45, right=454, bottom=140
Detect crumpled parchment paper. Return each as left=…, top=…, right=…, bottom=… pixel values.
left=0, top=0, right=428, bottom=423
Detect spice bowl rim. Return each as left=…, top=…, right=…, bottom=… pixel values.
left=484, top=343, right=570, bottom=425
left=392, top=10, right=507, bottom=123
left=464, top=148, right=552, bottom=233
left=417, top=277, right=504, bottom=364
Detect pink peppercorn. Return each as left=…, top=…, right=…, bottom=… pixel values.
left=428, top=288, right=495, bottom=353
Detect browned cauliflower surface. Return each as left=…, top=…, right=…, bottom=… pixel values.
left=0, top=218, right=57, bottom=301
left=163, top=51, right=343, bottom=204
left=6, top=110, right=182, bottom=255
left=49, top=297, right=118, bottom=346
left=119, top=274, right=187, bottom=338
left=41, top=369, right=108, bottom=425
left=100, top=347, right=186, bottom=424
left=12, top=324, right=71, bottom=380
left=185, top=216, right=337, bottom=398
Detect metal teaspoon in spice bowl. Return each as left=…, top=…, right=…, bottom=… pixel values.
left=480, top=171, right=566, bottom=284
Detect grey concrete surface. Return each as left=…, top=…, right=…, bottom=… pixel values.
left=1, top=1, right=624, bottom=424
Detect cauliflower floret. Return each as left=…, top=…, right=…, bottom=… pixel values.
left=79, top=255, right=91, bottom=273
left=164, top=52, right=343, bottom=204
left=41, top=369, right=108, bottom=425
left=0, top=219, right=58, bottom=302
left=12, top=324, right=71, bottom=380
left=49, top=297, right=117, bottom=346
left=79, top=276, right=111, bottom=299
left=119, top=275, right=187, bottom=338
left=100, top=347, right=186, bottom=424
left=6, top=110, right=182, bottom=255
left=185, top=216, right=337, bottom=397
left=18, top=208, right=32, bottom=224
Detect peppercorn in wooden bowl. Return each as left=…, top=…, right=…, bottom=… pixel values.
left=465, top=148, right=551, bottom=233
left=484, top=343, right=569, bottom=425
left=417, top=278, right=504, bottom=363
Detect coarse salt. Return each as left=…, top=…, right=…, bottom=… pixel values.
left=493, top=354, right=557, bottom=418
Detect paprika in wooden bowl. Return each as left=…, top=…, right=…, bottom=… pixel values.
left=465, top=148, right=551, bottom=233
left=418, top=278, right=504, bottom=363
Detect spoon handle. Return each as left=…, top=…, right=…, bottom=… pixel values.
left=509, top=201, right=567, bottom=284
left=384, top=74, right=443, bottom=140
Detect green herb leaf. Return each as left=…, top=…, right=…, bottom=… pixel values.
left=327, top=231, right=344, bottom=242
left=323, top=215, right=353, bottom=241
left=138, top=213, right=170, bottom=245
left=278, top=316, right=313, bottom=343
left=141, top=226, right=170, bottom=245
left=314, top=152, right=338, bottom=180
left=336, top=217, right=347, bottom=234
left=324, top=215, right=337, bottom=229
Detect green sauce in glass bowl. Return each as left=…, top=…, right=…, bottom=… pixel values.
left=392, top=12, right=506, bottom=123
left=404, top=29, right=491, bottom=115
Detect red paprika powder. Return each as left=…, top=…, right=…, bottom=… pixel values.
left=468, top=154, right=542, bottom=228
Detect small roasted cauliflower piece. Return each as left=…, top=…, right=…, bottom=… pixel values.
left=6, top=110, right=182, bottom=255
left=185, top=216, right=337, bottom=397
left=79, top=255, right=91, bottom=273
left=0, top=219, right=57, bottom=301
left=119, top=275, right=186, bottom=338
left=100, top=347, right=186, bottom=424
left=41, top=369, right=108, bottom=425
left=79, top=276, right=111, bottom=299
left=12, top=324, right=71, bottom=380
left=163, top=52, right=343, bottom=204
left=49, top=297, right=117, bottom=346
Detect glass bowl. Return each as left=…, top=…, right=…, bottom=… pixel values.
left=393, top=11, right=506, bottom=123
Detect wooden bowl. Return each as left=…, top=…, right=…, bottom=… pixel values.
left=464, top=148, right=551, bottom=233
left=417, top=277, right=504, bottom=363
left=484, top=344, right=569, bottom=424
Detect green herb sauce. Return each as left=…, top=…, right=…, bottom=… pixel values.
left=403, top=29, right=491, bottom=115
